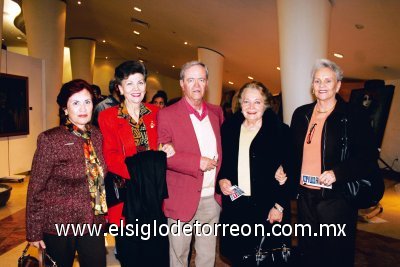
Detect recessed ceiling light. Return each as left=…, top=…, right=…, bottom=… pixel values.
left=77, top=1, right=82, bottom=5
left=247, top=76, right=254, bottom=80
left=136, top=46, right=142, bottom=50
left=228, top=81, right=234, bottom=85
left=102, top=40, right=106, bottom=43
left=105, top=56, right=108, bottom=59
left=355, top=24, right=364, bottom=30
left=139, top=59, right=144, bottom=63
left=333, top=53, right=343, bottom=58
left=184, top=41, right=188, bottom=45
left=172, top=65, right=176, bottom=68
left=134, top=7, right=142, bottom=12
left=133, top=30, right=140, bottom=35
left=276, top=67, right=281, bottom=71
left=17, top=36, right=22, bottom=40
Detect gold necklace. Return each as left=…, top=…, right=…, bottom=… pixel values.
left=316, top=103, right=336, bottom=113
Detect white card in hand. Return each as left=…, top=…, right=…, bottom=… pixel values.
left=229, top=185, right=245, bottom=201
left=302, top=174, right=332, bottom=189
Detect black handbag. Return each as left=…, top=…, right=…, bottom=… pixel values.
left=18, top=243, right=57, bottom=267
left=242, top=236, right=297, bottom=266
left=340, top=117, right=385, bottom=209
left=104, top=171, right=127, bottom=207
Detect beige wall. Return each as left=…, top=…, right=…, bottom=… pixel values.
left=380, top=79, right=400, bottom=171
left=93, top=59, right=181, bottom=102
left=0, top=50, right=44, bottom=177
left=146, top=73, right=181, bottom=103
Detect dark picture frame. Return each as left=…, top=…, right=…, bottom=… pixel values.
left=349, top=80, right=395, bottom=147
left=0, top=73, right=29, bottom=137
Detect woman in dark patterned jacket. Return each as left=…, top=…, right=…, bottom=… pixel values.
left=26, top=79, right=108, bottom=267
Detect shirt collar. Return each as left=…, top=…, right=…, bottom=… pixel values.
left=184, top=98, right=208, bottom=121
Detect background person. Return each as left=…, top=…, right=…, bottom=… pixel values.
left=290, top=59, right=379, bottom=266
left=218, top=81, right=292, bottom=266
left=98, top=60, right=173, bottom=267
left=92, top=79, right=120, bottom=126
left=26, top=79, right=107, bottom=267
left=157, top=61, right=223, bottom=267
left=151, top=90, right=168, bottom=109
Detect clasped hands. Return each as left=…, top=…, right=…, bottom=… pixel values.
left=159, top=143, right=175, bottom=158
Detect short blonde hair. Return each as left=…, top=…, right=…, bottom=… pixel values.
left=237, top=81, right=273, bottom=109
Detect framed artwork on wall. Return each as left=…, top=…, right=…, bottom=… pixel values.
left=349, top=80, right=395, bottom=147
left=0, top=73, right=29, bottom=137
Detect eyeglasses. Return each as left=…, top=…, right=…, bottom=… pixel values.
left=306, top=123, right=317, bottom=144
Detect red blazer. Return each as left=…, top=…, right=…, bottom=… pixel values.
left=157, top=98, right=223, bottom=222
left=98, top=103, right=158, bottom=225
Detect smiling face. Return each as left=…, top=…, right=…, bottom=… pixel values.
left=241, top=87, right=267, bottom=123
left=312, top=67, right=341, bottom=102
left=180, top=64, right=208, bottom=106
left=118, top=73, right=146, bottom=104
left=65, top=89, right=93, bottom=130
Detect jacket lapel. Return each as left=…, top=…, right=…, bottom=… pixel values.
left=177, top=99, right=202, bottom=155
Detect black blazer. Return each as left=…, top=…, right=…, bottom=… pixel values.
left=217, top=109, right=293, bottom=219
left=290, top=95, right=379, bottom=197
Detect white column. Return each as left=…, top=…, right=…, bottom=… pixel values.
left=22, top=0, right=66, bottom=129
left=0, top=0, right=4, bottom=64
left=198, top=47, right=224, bottom=105
left=69, top=38, right=96, bottom=83
left=277, top=0, right=331, bottom=124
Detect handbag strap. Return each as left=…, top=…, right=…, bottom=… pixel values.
left=42, top=248, right=57, bottom=267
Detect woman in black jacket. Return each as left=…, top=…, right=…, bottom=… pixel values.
left=218, top=81, right=292, bottom=266
left=291, top=59, right=379, bottom=267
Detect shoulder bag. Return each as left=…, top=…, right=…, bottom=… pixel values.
left=340, top=117, right=384, bottom=209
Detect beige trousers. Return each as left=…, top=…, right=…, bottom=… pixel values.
left=168, top=196, right=221, bottom=267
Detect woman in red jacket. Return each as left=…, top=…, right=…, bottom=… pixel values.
left=27, top=79, right=107, bottom=267
left=98, top=60, right=174, bottom=266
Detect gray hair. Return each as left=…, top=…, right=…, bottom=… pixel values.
left=179, top=61, right=209, bottom=80
left=311, top=59, right=343, bottom=81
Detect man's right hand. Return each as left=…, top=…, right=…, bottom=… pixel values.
left=200, top=156, right=218, bottom=172
left=30, top=240, right=46, bottom=249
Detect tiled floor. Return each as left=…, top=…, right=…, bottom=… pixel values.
left=1, top=175, right=400, bottom=266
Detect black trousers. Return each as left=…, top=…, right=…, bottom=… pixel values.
left=43, top=233, right=106, bottom=267
left=114, top=228, right=169, bottom=267
left=297, top=188, right=358, bottom=267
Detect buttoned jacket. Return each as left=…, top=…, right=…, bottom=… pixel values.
left=157, top=98, right=223, bottom=222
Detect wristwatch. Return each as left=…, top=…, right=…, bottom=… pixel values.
left=274, top=204, right=284, bottom=213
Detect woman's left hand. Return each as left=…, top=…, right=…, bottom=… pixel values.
left=161, top=143, right=175, bottom=158
left=275, top=165, right=287, bottom=185
left=319, top=170, right=336, bottom=186
left=267, top=206, right=283, bottom=224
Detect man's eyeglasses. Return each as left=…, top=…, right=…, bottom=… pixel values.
left=306, top=123, right=317, bottom=144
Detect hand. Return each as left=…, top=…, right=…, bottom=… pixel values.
left=200, top=156, right=218, bottom=172
left=275, top=165, right=287, bottom=185
left=319, top=170, right=336, bottom=186
left=219, top=179, right=234, bottom=195
left=267, top=205, right=283, bottom=224
left=30, top=240, right=46, bottom=249
left=161, top=143, right=175, bottom=158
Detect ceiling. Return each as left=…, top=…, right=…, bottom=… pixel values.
left=2, top=0, right=400, bottom=94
